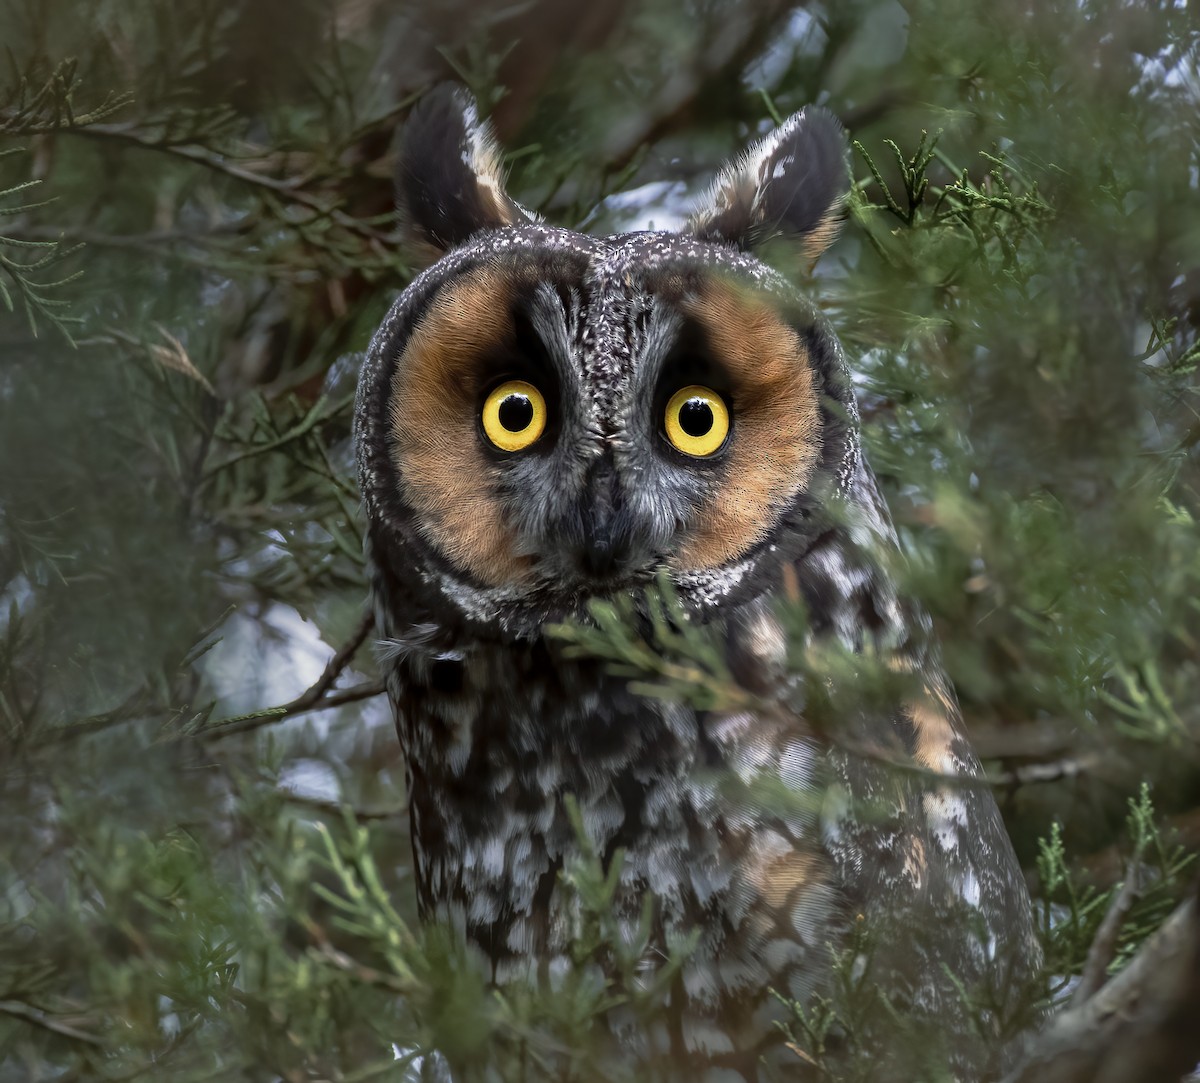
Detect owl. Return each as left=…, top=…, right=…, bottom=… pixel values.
left=355, top=86, right=1043, bottom=1080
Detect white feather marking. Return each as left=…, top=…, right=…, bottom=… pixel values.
left=960, top=869, right=982, bottom=908
left=780, top=738, right=816, bottom=791
left=923, top=788, right=969, bottom=854
left=682, top=1017, right=735, bottom=1056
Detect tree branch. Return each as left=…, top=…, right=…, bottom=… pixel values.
left=201, top=610, right=383, bottom=740
left=0, top=999, right=104, bottom=1046
left=1003, top=878, right=1200, bottom=1083
left=1070, top=861, right=1142, bottom=1007
left=21, top=120, right=396, bottom=246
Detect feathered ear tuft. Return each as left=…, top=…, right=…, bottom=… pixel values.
left=395, top=84, right=537, bottom=258
left=688, top=107, right=850, bottom=261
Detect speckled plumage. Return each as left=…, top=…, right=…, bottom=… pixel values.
left=356, top=86, right=1042, bottom=1080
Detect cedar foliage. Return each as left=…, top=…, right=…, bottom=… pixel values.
left=1, top=0, right=1198, bottom=1079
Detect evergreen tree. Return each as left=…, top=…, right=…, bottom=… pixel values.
left=1, top=1, right=1198, bottom=1079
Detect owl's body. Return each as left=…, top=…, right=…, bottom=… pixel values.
left=357, top=88, right=1041, bottom=1079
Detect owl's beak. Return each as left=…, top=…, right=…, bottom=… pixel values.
left=581, top=531, right=626, bottom=579
left=577, top=458, right=634, bottom=581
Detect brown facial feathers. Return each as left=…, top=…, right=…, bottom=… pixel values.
left=674, top=283, right=823, bottom=571
left=388, top=268, right=532, bottom=587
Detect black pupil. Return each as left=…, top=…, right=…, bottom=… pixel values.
left=678, top=397, right=714, bottom=438
left=498, top=393, right=534, bottom=432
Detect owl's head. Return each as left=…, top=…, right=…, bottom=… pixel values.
left=356, top=86, right=859, bottom=637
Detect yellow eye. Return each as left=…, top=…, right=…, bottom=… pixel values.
left=664, top=385, right=730, bottom=457
left=481, top=380, right=547, bottom=452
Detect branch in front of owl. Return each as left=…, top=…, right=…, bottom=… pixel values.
left=550, top=577, right=1074, bottom=797
left=557, top=794, right=700, bottom=1012
left=294, top=801, right=703, bottom=1078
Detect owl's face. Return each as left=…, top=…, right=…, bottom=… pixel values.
left=356, top=89, right=857, bottom=635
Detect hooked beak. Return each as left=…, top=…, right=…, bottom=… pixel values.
left=577, top=456, right=634, bottom=580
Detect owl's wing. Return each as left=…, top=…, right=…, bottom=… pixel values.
left=723, top=459, right=1043, bottom=1077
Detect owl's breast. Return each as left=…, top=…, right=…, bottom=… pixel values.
left=386, top=623, right=838, bottom=1066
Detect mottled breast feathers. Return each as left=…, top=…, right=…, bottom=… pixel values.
left=356, top=84, right=1042, bottom=1080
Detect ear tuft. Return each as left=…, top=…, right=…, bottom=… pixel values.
left=689, top=107, right=850, bottom=261
left=396, top=84, right=536, bottom=257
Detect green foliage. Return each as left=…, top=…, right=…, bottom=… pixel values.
left=1, top=0, right=1198, bottom=1078
left=0, top=54, right=131, bottom=134
left=774, top=917, right=961, bottom=1083
left=552, top=578, right=751, bottom=713
left=0, top=152, right=80, bottom=340
left=1, top=758, right=410, bottom=1080
left=1036, top=785, right=1196, bottom=991
left=851, top=131, right=1051, bottom=291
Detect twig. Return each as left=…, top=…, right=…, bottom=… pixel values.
left=307, top=942, right=413, bottom=995
left=0, top=999, right=104, bottom=1046
left=1029, top=805, right=1200, bottom=895
left=1070, top=860, right=1142, bottom=1007
left=281, top=792, right=405, bottom=821
left=46, top=123, right=396, bottom=245
left=970, top=719, right=1083, bottom=761
left=202, top=610, right=381, bottom=740
left=8, top=222, right=254, bottom=248
left=991, top=753, right=1101, bottom=788
left=39, top=685, right=166, bottom=745
left=200, top=393, right=350, bottom=481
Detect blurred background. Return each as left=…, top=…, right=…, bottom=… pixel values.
left=1, top=0, right=1198, bottom=1078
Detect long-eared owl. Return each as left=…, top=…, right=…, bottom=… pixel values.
left=355, top=86, right=1042, bottom=1080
